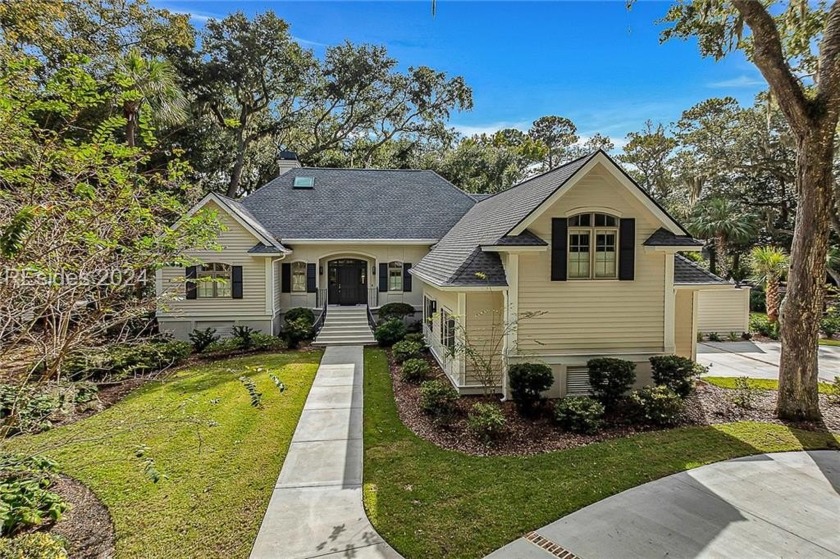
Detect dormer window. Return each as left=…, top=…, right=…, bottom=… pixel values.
left=568, top=213, right=619, bottom=279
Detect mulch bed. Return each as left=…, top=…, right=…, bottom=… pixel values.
left=388, top=352, right=840, bottom=457
left=48, top=475, right=116, bottom=559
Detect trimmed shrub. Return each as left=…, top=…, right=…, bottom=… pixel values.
left=649, top=355, right=704, bottom=399
left=821, top=315, right=840, bottom=339
left=392, top=340, right=424, bottom=363
left=188, top=328, right=219, bottom=353
left=283, top=317, right=313, bottom=349
left=401, top=358, right=430, bottom=383
left=749, top=286, right=766, bottom=313
left=251, top=332, right=285, bottom=351
left=0, top=532, right=68, bottom=558
left=508, top=363, right=554, bottom=416
left=378, top=302, right=416, bottom=322
left=202, top=337, right=241, bottom=354
left=553, top=396, right=605, bottom=434
left=467, top=403, right=507, bottom=443
left=587, top=358, right=636, bottom=410
left=629, top=386, right=684, bottom=426
left=232, top=325, right=256, bottom=349
left=749, top=314, right=776, bottom=338
left=284, top=307, right=315, bottom=325
left=406, top=320, right=423, bottom=334
left=403, top=332, right=426, bottom=345
left=375, top=318, right=406, bottom=347
left=419, top=380, right=459, bottom=425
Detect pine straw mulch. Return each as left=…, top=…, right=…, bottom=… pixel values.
left=388, top=352, right=840, bottom=457
left=43, top=475, right=115, bottom=559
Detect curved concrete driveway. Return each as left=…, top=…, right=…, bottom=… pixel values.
left=698, top=341, right=840, bottom=382
left=486, top=451, right=840, bottom=558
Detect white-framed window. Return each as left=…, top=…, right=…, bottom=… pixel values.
left=197, top=263, right=231, bottom=298
left=440, top=308, right=455, bottom=351
left=388, top=261, right=403, bottom=292
left=424, top=296, right=437, bottom=326
left=291, top=261, right=307, bottom=292
left=568, top=212, right=619, bottom=279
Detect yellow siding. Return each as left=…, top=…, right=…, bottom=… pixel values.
left=697, top=288, right=750, bottom=334
left=157, top=200, right=269, bottom=319
left=516, top=163, right=667, bottom=354
left=675, top=290, right=695, bottom=359
left=464, top=291, right=505, bottom=386
left=278, top=243, right=431, bottom=310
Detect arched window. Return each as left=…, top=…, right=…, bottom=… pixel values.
left=388, top=261, right=404, bottom=292
left=568, top=213, right=619, bottom=279
left=197, top=263, right=231, bottom=298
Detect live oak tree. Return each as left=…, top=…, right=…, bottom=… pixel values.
left=662, top=0, right=840, bottom=420
left=528, top=115, right=579, bottom=171
left=619, top=121, right=678, bottom=200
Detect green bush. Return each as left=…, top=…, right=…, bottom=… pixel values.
left=400, top=358, right=430, bottom=383
left=0, top=532, right=68, bottom=559
left=403, top=332, right=426, bottom=345
left=750, top=286, right=766, bottom=313
left=821, top=315, right=840, bottom=339
left=419, top=380, right=459, bottom=425
left=508, top=363, right=554, bottom=416
left=553, top=396, right=605, bottom=434
left=749, top=314, right=777, bottom=338
left=251, top=332, right=285, bottom=351
left=826, top=376, right=840, bottom=406
left=629, top=386, right=684, bottom=426
left=202, top=337, right=241, bottom=354
left=649, top=355, right=704, bottom=399
left=392, top=340, right=424, bottom=363
left=284, top=307, right=315, bottom=325
left=467, top=403, right=507, bottom=443
left=232, top=325, right=256, bottom=349
left=0, top=382, right=100, bottom=435
left=0, top=454, right=67, bottom=536
left=730, top=376, right=760, bottom=409
left=64, top=339, right=191, bottom=381
left=587, top=358, right=636, bottom=410
left=378, top=303, right=416, bottom=322
left=708, top=332, right=722, bottom=342
left=374, top=318, right=406, bottom=347
left=283, top=317, right=313, bottom=349
left=188, top=328, right=219, bottom=353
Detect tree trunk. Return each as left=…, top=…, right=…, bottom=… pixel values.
left=227, top=131, right=247, bottom=198
left=766, top=275, right=780, bottom=323
left=777, top=132, right=834, bottom=421
left=124, top=103, right=139, bottom=148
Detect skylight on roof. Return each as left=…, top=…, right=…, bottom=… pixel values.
left=293, top=176, right=314, bottom=189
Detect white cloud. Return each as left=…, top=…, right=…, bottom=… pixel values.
left=450, top=120, right=530, bottom=137
left=707, top=75, right=765, bottom=88
left=292, top=36, right=329, bottom=49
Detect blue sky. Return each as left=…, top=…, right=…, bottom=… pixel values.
left=153, top=1, right=767, bottom=148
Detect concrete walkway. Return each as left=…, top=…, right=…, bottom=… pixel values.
left=698, top=341, right=840, bottom=382
left=250, top=346, right=402, bottom=559
left=486, top=451, right=840, bottom=559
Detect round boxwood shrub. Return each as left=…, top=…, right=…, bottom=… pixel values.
left=587, top=357, right=636, bottom=410
left=467, top=402, right=507, bottom=443
left=508, top=363, right=554, bottom=416
left=629, top=386, right=684, bottom=426
left=392, top=340, right=423, bottom=363
left=554, top=396, right=605, bottom=434
left=378, top=302, right=416, bottom=322
left=374, top=318, right=407, bottom=347
left=419, top=379, right=459, bottom=425
left=649, top=355, right=703, bottom=399
left=403, top=332, right=426, bottom=345
left=401, top=358, right=430, bottom=383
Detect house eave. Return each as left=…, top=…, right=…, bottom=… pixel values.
left=280, top=238, right=437, bottom=245
left=480, top=245, right=548, bottom=253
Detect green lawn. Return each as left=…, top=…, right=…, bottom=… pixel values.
left=821, top=338, right=840, bottom=346
left=8, top=350, right=322, bottom=558
left=362, top=348, right=840, bottom=559
left=703, top=376, right=836, bottom=393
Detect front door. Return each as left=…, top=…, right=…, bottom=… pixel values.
left=328, top=259, right=367, bottom=305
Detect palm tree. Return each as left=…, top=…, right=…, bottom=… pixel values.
left=687, top=197, right=757, bottom=277
left=751, top=246, right=789, bottom=323
left=115, top=49, right=188, bottom=147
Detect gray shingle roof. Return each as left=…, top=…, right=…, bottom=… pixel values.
left=215, top=194, right=288, bottom=251
left=247, top=243, right=287, bottom=254
left=485, top=230, right=547, bottom=247
left=238, top=168, right=476, bottom=241
left=412, top=152, right=597, bottom=287
left=644, top=228, right=704, bottom=247
left=674, top=254, right=728, bottom=285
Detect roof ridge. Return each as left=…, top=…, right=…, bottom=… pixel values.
left=295, top=167, right=429, bottom=172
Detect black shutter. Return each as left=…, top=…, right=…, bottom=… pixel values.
left=403, top=263, right=412, bottom=292
left=231, top=265, right=243, bottom=298
left=281, top=263, right=291, bottom=293
left=379, top=263, right=388, bottom=292
left=185, top=266, right=197, bottom=299
left=306, top=263, right=316, bottom=293
left=619, top=218, right=636, bottom=281
left=551, top=218, right=568, bottom=281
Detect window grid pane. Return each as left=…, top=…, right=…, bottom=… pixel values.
left=594, top=231, right=617, bottom=278
left=388, top=262, right=403, bottom=291
left=291, top=262, right=307, bottom=292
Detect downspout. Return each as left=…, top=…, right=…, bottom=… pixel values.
left=270, top=253, right=289, bottom=319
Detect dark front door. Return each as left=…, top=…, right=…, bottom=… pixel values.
left=328, top=259, right=367, bottom=305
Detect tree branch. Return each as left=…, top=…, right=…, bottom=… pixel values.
left=816, top=0, right=840, bottom=122
left=732, top=0, right=813, bottom=135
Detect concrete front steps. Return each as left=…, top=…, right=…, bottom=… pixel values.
left=313, top=306, right=376, bottom=346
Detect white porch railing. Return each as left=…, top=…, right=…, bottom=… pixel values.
left=424, top=324, right=461, bottom=386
